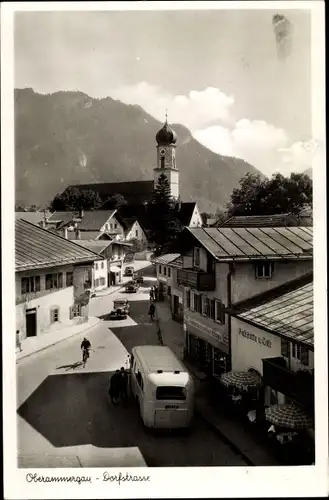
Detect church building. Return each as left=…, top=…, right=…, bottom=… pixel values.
left=62, top=119, right=203, bottom=229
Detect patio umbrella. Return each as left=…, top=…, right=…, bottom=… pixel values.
left=220, top=371, right=262, bottom=392
left=265, top=403, right=313, bottom=430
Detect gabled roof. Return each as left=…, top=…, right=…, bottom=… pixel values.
left=170, top=255, right=183, bottom=268
left=46, top=211, right=75, bottom=224
left=152, top=253, right=181, bottom=265
left=176, top=202, right=197, bottom=225
left=75, top=240, right=113, bottom=255
left=186, top=226, right=313, bottom=262
left=78, top=210, right=117, bottom=230
left=121, top=217, right=138, bottom=232
left=233, top=274, right=313, bottom=348
left=15, top=219, right=102, bottom=272
left=221, top=213, right=313, bottom=228
left=15, top=212, right=45, bottom=225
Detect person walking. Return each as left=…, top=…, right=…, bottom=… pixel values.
left=153, top=285, right=158, bottom=301
left=118, top=366, right=129, bottom=406
left=16, top=330, right=22, bottom=352
left=148, top=302, right=155, bottom=321
left=109, top=370, right=121, bottom=404
left=149, top=287, right=154, bottom=301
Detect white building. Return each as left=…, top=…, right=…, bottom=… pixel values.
left=152, top=254, right=184, bottom=322
left=16, top=219, right=101, bottom=341
left=176, top=226, right=313, bottom=376
left=230, top=274, right=313, bottom=413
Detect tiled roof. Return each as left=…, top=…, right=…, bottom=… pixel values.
left=75, top=240, right=112, bottom=255
left=237, top=280, right=313, bottom=348
left=170, top=255, right=183, bottom=268
left=15, top=212, right=44, bottom=225
left=187, top=226, right=313, bottom=262
left=78, top=210, right=116, bottom=230
left=152, top=253, right=181, bottom=265
left=221, top=213, right=313, bottom=227
left=15, top=219, right=102, bottom=272
left=79, top=231, right=103, bottom=240
left=47, top=211, right=75, bottom=223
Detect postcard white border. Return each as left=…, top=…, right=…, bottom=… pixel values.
left=2, top=1, right=327, bottom=499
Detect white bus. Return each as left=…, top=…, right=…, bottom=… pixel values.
left=130, top=345, right=194, bottom=429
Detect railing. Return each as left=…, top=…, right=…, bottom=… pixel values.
left=262, top=357, right=314, bottom=409
left=177, top=268, right=215, bottom=291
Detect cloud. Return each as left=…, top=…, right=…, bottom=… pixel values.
left=194, top=120, right=290, bottom=176
left=109, top=82, right=234, bottom=130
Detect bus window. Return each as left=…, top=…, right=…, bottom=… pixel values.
left=136, top=370, right=143, bottom=390
left=156, top=386, right=186, bottom=400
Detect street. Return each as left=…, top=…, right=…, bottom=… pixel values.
left=17, top=263, right=248, bottom=467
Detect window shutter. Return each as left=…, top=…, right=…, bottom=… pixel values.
left=69, top=306, right=74, bottom=319
left=281, top=338, right=289, bottom=357
left=210, top=299, right=215, bottom=320
left=198, top=294, right=202, bottom=313
left=301, top=347, right=309, bottom=366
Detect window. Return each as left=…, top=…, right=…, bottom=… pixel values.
left=192, top=292, right=201, bottom=313
left=194, top=248, right=200, bottom=267
left=210, top=299, right=216, bottom=320
left=255, top=262, right=273, bottom=279
left=159, top=265, right=162, bottom=275
left=215, top=300, right=225, bottom=324
left=161, top=156, right=165, bottom=169
left=70, top=304, right=82, bottom=318
left=164, top=267, right=167, bottom=276
left=186, top=289, right=191, bottom=308
left=45, top=273, right=61, bottom=290
left=95, top=263, right=98, bottom=271
left=50, top=308, right=59, bottom=323
left=135, top=229, right=138, bottom=237
left=95, top=278, right=99, bottom=287
left=168, top=267, right=171, bottom=278
left=105, top=223, right=109, bottom=230
left=21, top=276, right=40, bottom=294
left=281, top=338, right=290, bottom=357
left=66, top=272, right=74, bottom=287
left=202, top=295, right=210, bottom=317
left=101, top=261, right=104, bottom=269
left=292, top=343, right=309, bottom=365
left=114, top=223, right=118, bottom=229
left=156, top=386, right=186, bottom=400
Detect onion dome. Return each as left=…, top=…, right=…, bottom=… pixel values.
left=156, top=118, right=177, bottom=145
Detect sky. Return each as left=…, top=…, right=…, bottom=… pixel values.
left=14, top=8, right=317, bottom=177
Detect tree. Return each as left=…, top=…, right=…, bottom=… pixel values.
left=227, top=172, right=312, bottom=216
left=147, top=174, right=183, bottom=254
left=102, top=193, right=127, bottom=210
left=50, top=186, right=102, bottom=211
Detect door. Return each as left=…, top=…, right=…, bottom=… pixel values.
left=26, top=308, right=37, bottom=337
left=173, top=295, right=179, bottom=315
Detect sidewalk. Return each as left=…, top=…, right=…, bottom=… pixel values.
left=16, top=316, right=100, bottom=362
left=155, top=300, right=279, bottom=466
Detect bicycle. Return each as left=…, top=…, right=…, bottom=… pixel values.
left=82, top=348, right=90, bottom=367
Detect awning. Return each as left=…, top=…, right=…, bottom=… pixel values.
left=110, top=266, right=121, bottom=273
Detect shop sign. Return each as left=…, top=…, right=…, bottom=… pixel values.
left=185, top=314, right=226, bottom=345
left=238, top=327, right=272, bottom=348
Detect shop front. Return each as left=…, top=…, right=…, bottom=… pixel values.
left=184, top=312, right=230, bottom=376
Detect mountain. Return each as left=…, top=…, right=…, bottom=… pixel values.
left=15, top=88, right=260, bottom=213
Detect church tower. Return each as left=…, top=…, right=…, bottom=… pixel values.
left=154, top=115, right=179, bottom=200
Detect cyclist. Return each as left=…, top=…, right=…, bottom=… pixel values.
left=81, top=337, right=91, bottom=366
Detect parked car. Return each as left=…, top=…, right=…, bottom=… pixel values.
left=124, top=266, right=135, bottom=277
left=125, top=281, right=139, bottom=293
left=110, top=298, right=130, bottom=319
left=134, top=273, right=144, bottom=283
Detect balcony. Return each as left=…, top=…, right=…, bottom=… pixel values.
left=262, top=357, right=314, bottom=410
left=177, top=268, right=215, bottom=291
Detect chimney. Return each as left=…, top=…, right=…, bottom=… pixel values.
left=64, top=227, right=68, bottom=239
left=42, top=209, right=47, bottom=229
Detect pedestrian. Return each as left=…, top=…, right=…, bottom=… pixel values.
left=109, top=370, right=121, bottom=404
left=149, top=287, right=154, bottom=301
left=148, top=302, right=155, bottom=321
left=16, top=330, right=22, bottom=352
left=119, top=366, right=128, bottom=405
